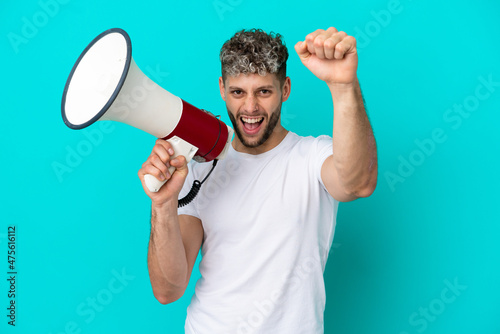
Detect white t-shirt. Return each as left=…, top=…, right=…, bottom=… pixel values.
left=178, top=131, right=339, bottom=334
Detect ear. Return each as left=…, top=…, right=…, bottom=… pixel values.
left=281, top=77, right=291, bottom=102
left=219, top=77, right=226, bottom=101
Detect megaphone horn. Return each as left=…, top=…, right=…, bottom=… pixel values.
left=61, top=28, right=233, bottom=194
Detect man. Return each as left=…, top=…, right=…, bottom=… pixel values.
left=138, top=27, right=377, bottom=333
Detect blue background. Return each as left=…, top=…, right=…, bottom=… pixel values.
left=2, top=0, right=499, bottom=333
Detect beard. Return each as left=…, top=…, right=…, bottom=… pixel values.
left=227, top=105, right=282, bottom=148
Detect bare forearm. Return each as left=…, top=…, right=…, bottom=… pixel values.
left=329, top=79, right=377, bottom=196
left=147, top=201, right=188, bottom=299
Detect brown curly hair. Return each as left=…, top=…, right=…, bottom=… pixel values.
left=220, top=29, right=289, bottom=85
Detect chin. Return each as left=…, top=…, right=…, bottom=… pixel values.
left=233, top=124, right=261, bottom=147
left=240, top=135, right=265, bottom=148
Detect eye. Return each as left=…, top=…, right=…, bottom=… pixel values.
left=260, top=89, right=272, bottom=95
left=231, top=90, right=242, bottom=95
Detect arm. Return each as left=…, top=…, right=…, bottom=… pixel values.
left=295, top=27, right=378, bottom=202
left=147, top=209, right=203, bottom=304
left=138, top=139, right=203, bottom=304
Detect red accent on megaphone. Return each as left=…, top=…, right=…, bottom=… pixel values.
left=163, top=100, right=229, bottom=162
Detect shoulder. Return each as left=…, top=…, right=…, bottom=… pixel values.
left=287, top=132, right=332, bottom=154
left=289, top=131, right=332, bottom=143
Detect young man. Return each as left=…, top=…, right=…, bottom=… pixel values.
left=138, top=27, right=377, bottom=333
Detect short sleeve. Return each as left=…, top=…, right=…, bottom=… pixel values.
left=311, top=135, right=333, bottom=192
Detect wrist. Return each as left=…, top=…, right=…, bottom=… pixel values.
left=327, top=77, right=358, bottom=91
left=151, top=199, right=178, bottom=214
left=327, top=78, right=360, bottom=104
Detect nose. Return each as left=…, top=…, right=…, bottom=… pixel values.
left=242, top=94, right=258, bottom=113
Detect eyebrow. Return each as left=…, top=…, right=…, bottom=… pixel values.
left=228, top=85, right=275, bottom=90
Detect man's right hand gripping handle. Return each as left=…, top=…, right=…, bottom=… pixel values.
left=138, top=138, right=189, bottom=207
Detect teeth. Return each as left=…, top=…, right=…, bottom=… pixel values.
left=241, top=117, right=263, bottom=124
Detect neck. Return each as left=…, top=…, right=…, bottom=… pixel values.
left=232, top=124, right=289, bottom=155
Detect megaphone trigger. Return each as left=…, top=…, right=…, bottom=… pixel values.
left=144, top=136, right=198, bottom=193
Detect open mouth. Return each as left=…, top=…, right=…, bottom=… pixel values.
left=241, top=116, right=264, bottom=135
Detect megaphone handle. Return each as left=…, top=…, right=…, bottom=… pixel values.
left=143, top=162, right=176, bottom=193
left=144, top=136, right=198, bottom=193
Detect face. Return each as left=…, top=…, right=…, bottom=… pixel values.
left=219, top=73, right=291, bottom=150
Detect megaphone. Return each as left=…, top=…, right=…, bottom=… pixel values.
left=61, top=28, right=233, bottom=194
